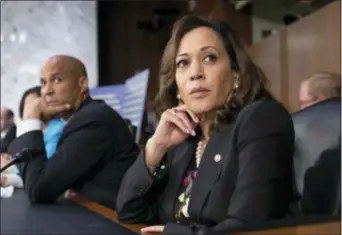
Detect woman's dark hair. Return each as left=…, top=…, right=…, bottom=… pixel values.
left=155, top=15, right=272, bottom=129
left=19, top=86, right=41, bottom=119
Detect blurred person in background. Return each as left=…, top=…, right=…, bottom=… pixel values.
left=0, top=107, right=16, bottom=153
left=7, top=54, right=139, bottom=208
left=18, top=86, right=66, bottom=159
left=1, top=152, right=23, bottom=188
left=299, top=71, right=340, bottom=110
left=117, top=15, right=294, bottom=234
left=19, top=86, right=42, bottom=121
left=293, top=71, right=341, bottom=215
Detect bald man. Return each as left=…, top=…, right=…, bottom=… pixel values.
left=1, top=107, right=16, bottom=153
left=8, top=55, right=139, bottom=208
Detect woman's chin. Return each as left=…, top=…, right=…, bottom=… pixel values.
left=187, top=103, right=214, bottom=116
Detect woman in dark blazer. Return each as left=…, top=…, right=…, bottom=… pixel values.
left=116, top=15, right=294, bottom=234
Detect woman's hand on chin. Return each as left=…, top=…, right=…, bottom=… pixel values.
left=145, top=104, right=199, bottom=169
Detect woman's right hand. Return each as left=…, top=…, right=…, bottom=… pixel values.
left=145, top=105, right=199, bottom=169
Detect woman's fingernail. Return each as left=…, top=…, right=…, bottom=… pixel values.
left=191, top=130, right=196, bottom=136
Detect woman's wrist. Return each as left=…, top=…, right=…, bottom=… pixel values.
left=145, top=136, right=167, bottom=170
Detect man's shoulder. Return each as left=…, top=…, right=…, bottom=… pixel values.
left=77, top=99, right=120, bottom=120
left=292, top=98, right=341, bottom=121
left=63, top=98, right=126, bottom=134
left=237, top=98, right=291, bottom=126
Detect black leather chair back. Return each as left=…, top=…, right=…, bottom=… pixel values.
left=292, top=98, right=341, bottom=215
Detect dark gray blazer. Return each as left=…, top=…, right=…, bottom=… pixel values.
left=116, top=99, right=295, bottom=234
left=292, top=98, right=341, bottom=215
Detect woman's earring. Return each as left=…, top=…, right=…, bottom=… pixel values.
left=233, top=73, right=240, bottom=90
left=176, top=94, right=181, bottom=100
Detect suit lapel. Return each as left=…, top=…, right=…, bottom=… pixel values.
left=162, top=138, right=197, bottom=222
left=189, top=124, right=234, bottom=222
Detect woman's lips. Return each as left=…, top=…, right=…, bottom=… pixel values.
left=189, top=87, right=210, bottom=98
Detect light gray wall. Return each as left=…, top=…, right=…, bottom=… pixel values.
left=1, top=1, right=98, bottom=120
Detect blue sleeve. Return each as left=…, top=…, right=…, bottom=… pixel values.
left=44, top=120, right=65, bottom=159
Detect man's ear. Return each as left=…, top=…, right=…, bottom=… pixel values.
left=79, top=76, right=88, bottom=93
left=316, top=95, right=326, bottom=103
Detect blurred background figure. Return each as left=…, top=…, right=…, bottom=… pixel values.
left=19, top=86, right=42, bottom=121
left=292, top=72, right=341, bottom=215
left=0, top=152, right=23, bottom=188
left=0, top=107, right=16, bottom=153
left=299, top=71, right=341, bottom=110
left=18, top=86, right=65, bottom=159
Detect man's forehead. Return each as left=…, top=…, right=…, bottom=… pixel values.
left=299, top=82, right=310, bottom=99
left=40, top=55, right=86, bottom=79
left=40, top=56, right=70, bottom=75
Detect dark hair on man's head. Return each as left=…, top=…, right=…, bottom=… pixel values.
left=19, top=86, right=41, bottom=119
left=7, top=109, right=14, bottom=119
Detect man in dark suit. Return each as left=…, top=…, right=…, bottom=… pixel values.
left=7, top=55, right=140, bottom=208
left=1, top=107, right=16, bottom=153
left=293, top=71, right=341, bottom=214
